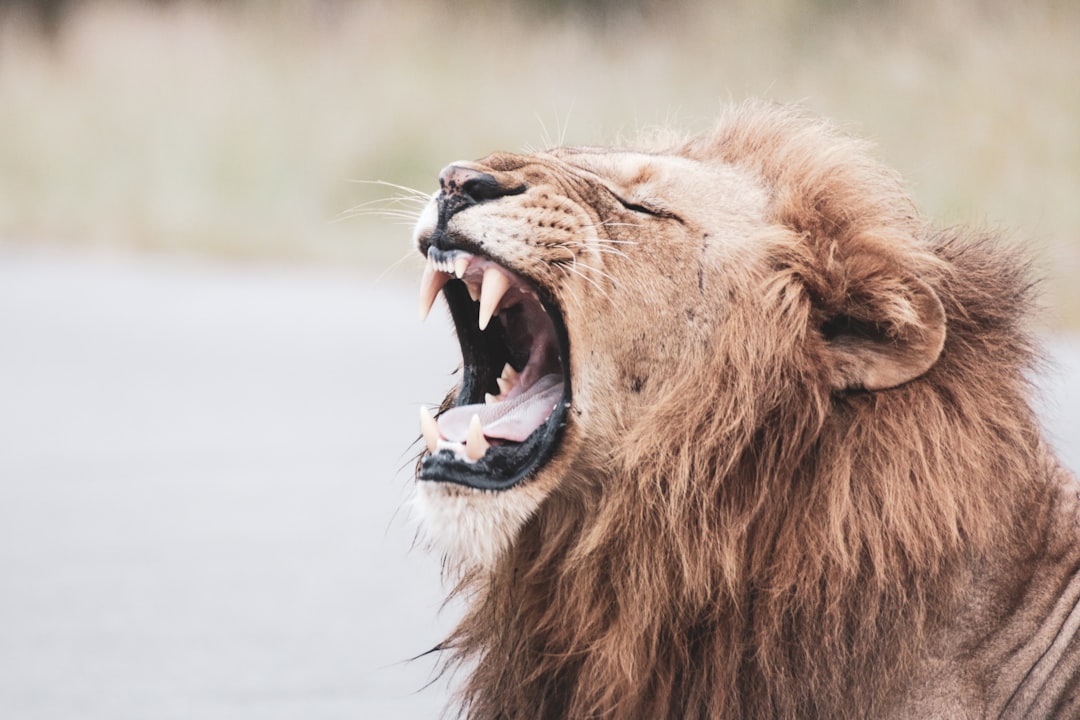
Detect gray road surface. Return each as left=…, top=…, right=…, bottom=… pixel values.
left=0, top=249, right=1077, bottom=719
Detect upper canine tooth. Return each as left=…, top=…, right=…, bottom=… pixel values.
left=478, top=266, right=511, bottom=331
left=419, top=259, right=451, bottom=321
left=465, top=414, right=490, bottom=461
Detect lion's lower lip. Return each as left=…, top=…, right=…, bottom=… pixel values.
left=417, top=248, right=570, bottom=490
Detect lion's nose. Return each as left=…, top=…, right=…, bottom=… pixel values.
left=439, top=166, right=505, bottom=202
left=437, top=165, right=525, bottom=219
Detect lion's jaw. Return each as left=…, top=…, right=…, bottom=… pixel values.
left=411, top=478, right=551, bottom=571
left=410, top=148, right=772, bottom=570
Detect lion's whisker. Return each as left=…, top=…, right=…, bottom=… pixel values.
left=565, top=262, right=618, bottom=284
left=340, top=199, right=430, bottom=215
left=334, top=208, right=423, bottom=223
left=588, top=221, right=645, bottom=231
left=556, top=260, right=611, bottom=299
left=346, top=179, right=433, bottom=200
left=374, top=248, right=424, bottom=283
left=557, top=241, right=629, bottom=260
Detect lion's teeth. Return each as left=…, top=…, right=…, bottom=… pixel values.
left=419, top=258, right=450, bottom=321
left=454, top=257, right=469, bottom=279
left=495, top=364, right=519, bottom=396
left=466, top=281, right=481, bottom=302
left=478, top=266, right=511, bottom=331
left=485, top=392, right=499, bottom=404
left=419, top=405, right=441, bottom=453
left=466, top=414, right=490, bottom=461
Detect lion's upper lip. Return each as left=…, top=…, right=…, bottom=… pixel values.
left=417, top=246, right=570, bottom=487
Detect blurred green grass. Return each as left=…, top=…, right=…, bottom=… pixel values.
left=0, top=0, right=1077, bottom=326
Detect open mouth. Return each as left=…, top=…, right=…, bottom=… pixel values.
left=417, top=246, right=571, bottom=491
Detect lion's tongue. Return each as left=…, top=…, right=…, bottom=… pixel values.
left=437, top=374, right=563, bottom=443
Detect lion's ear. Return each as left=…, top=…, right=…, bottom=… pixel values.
left=821, top=275, right=946, bottom=392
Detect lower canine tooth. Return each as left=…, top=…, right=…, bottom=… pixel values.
left=466, top=414, right=490, bottom=461
left=419, top=405, right=441, bottom=453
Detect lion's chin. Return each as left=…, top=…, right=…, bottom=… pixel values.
left=413, top=480, right=548, bottom=571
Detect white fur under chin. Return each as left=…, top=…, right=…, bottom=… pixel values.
left=412, top=480, right=546, bottom=571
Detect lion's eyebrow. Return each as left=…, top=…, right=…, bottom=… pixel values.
left=556, top=161, right=685, bottom=224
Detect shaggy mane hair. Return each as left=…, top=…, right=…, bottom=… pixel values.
left=431, top=106, right=1053, bottom=719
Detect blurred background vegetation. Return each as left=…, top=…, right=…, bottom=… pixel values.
left=0, top=0, right=1077, bottom=327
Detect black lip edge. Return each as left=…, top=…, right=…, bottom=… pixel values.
left=418, top=268, right=571, bottom=492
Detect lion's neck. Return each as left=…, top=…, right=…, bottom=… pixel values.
left=445, top=417, right=1048, bottom=720
left=450, top=500, right=917, bottom=718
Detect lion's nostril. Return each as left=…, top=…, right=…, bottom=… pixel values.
left=438, top=165, right=525, bottom=215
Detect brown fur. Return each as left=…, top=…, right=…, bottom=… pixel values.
left=413, top=103, right=1079, bottom=719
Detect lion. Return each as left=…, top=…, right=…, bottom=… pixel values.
left=407, top=102, right=1080, bottom=719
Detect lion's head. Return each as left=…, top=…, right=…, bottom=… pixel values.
left=412, top=105, right=948, bottom=570
left=407, top=103, right=1063, bottom=718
